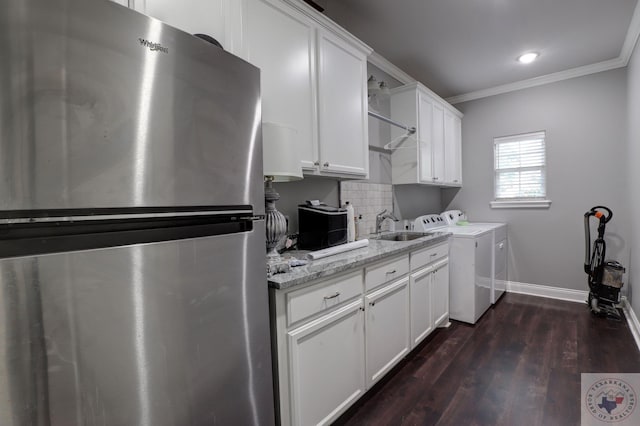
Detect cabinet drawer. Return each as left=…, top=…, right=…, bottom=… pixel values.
left=365, top=255, right=409, bottom=292
left=411, top=242, right=448, bottom=270
left=494, top=225, right=507, bottom=243
left=287, top=270, right=363, bottom=325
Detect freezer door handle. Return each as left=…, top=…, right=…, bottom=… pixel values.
left=238, top=215, right=265, bottom=221
left=0, top=210, right=259, bottom=259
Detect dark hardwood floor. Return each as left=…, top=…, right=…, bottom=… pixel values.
left=334, top=293, right=640, bottom=426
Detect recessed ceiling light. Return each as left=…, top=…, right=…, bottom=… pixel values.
left=518, top=52, right=539, bottom=64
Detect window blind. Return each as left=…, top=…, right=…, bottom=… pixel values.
left=494, top=131, right=546, bottom=200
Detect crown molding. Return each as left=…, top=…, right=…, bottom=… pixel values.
left=389, top=82, right=463, bottom=117
left=279, top=0, right=372, bottom=54
left=446, top=0, right=640, bottom=105
left=445, top=57, right=627, bottom=105
left=364, top=0, right=640, bottom=106
left=367, top=51, right=416, bottom=85
left=620, top=0, right=640, bottom=63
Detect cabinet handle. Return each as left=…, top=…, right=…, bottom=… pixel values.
left=386, top=269, right=397, bottom=275
left=323, top=162, right=330, bottom=167
left=453, top=180, right=459, bottom=183
left=323, top=292, right=340, bottom=300
left=430, top=253, right=438, bottom=257
left=370, top=301, right=376, bottom=306
left=313, top=161, right=320, bottom=166
left=433, top=177, right=439, bottom=181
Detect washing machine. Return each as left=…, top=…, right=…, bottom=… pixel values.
left=413, top=215, right=493, bottom=324
left=441, top=210, right=508, bottom=304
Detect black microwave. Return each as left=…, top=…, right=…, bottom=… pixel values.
left=297, top=205, right=347, bottom=250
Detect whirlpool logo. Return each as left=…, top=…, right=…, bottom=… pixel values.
left=138, top=38, right=169, bottom=54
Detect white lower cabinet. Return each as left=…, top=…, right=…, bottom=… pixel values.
left=432, top=260, right=450, bottom=327
left=409, top=247, right=450, bottom=349
left=288, top=300, right=365, bottom=426
left=409, top=266, right=433, bottom=347
left=410, top=258, right=449, bottom=348
left=365, top=277, right=410, bottom=387
left=271, top=241, right=450, bottom=425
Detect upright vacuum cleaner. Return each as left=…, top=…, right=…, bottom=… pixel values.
left=584, top=206, right=625, bottom=320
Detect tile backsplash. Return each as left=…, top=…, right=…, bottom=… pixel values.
left=339, top=182, right=394, bottom=236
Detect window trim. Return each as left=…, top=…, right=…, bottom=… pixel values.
left=490, top=199, right=552, bottom=209
left=492, top=130, right=551, bottom=209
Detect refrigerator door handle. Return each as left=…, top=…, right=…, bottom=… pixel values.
left=0, top=206, right=255, bottom=224
left=238, top=215, right=265, bottom=221
left=0, top=211, right=259, bottom=259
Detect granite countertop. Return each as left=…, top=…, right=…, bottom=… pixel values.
left=268, top=232, right=451, bottom=290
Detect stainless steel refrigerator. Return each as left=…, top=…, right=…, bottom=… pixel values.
left=0, top=0, right=275, bottom=424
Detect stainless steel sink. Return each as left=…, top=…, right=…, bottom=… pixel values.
left=374, top=231, right=433, bottom=241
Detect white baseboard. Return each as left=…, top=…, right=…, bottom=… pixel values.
left=506, top=281, right=589, bottom=303
left=621, top=297, right=640, bottom=352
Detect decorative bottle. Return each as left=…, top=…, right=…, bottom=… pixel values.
left=344, top=201, right=355, bottom=242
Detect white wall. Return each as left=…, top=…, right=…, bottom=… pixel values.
left=446, top=68, right=629, bottom=291
left=627, top=38, right=640, bottom=317
left=274, top=177, right=339, bottom=235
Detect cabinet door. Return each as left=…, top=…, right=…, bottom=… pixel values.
left=317, top=30, right=368, bottom=177
left=444, top=111, right=462, bottom=185
left=409, top=266, right=433, bottom=348
left=432, top=260, right=450, bottom=327
left=417, top=92, right=434, bottom=182
left=245, top=0, right=318, bottom=171
left=475, top=232, right=493, bottom=322
left=109, top=0, right=129, bottom=6
left=494, top=238, right=507, bottom=302
left=431, top=100, right=445, bottom=183
left=365, top=277, right=410, bottom=386
left=288, top=300, right=365, bottom=426
left=131, top=0, right=242, bottom=55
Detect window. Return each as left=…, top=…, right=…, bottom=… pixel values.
left=491, top=131, right=551, bottom=208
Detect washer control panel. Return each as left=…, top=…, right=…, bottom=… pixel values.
left=413, top=214, right=447, bottom=231
left=440, top=210, right=466, bottom=225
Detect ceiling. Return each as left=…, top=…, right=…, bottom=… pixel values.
left=322, top=0, right=640, bottom=102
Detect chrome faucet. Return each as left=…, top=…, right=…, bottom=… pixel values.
left=376, top=209, right=399, bottom=234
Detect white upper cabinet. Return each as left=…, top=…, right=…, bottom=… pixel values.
left=444, top=110, right=462, bottom=185
left=130, top=0, right=243, bottom=54
left=417, top=92, right=434, bottom=182
left=133, top=0, right=372, bottom=179
left=317, top=29, right=369, bottom=176
left=245, top=0, right=318, bottom=170
left=431, top=100, right=445, bottom=183
left=390, top=83, right=463, bottom=187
